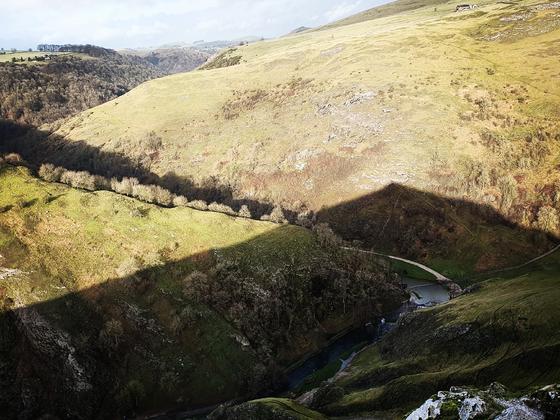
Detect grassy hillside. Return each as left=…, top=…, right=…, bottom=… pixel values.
left=35, top=0, right=560, bottom=274
left=0, top=164, right=403, bottom=418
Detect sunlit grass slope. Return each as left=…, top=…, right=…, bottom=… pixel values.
left=53, top=0, right=560, bottom=272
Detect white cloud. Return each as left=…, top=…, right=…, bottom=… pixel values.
left=0, top=0, right=388, bottom=49
left=324, top=1, right=365, bottom=22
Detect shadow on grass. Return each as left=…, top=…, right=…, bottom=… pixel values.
left=1, top=120, right=558, bottom=418
left=0, top=218, right=404, bottom=419
left=0, top=119, right=278, bottom=219
left=317, top=182, right=558, bottom=282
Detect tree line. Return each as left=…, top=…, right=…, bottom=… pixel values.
left=36, top=162, right=307, bottom=225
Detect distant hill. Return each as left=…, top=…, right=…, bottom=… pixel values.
left=121, top=47, right=211, bottom=75
left=0, top=45, right=162, bottom=126
left=289, top=26, right=312, bottom=35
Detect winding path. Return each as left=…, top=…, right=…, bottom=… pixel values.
left=340, top=246, right=450, bottom=281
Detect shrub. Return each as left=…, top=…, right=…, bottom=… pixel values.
left=111, top=177, right=139, bottom=196
left=153, top=185, right=173, bottom=206
left=94, top=174, right=110, bottom=190
left=268, top=205, right=287, bottom=224
left=188, top=200, right=208, bottom=211
left=173, top=195, right=189, bottom=207
left=497, top=175, right=517, bottom=212
left=3, top=153, right=22, bottom=164
left=238, top=205, right=252, bottom=219
left=313, top=223, right=343, bottom=248
left=38, top=163, right=64, bottom=182
left=182, top=271, right=210, bottom=302
left=99, top=319, right=124, bottom=350
left=537, top=206, right=559, bottom=234
left=208, top=202, right=237, bottom=216
left=296, top=211, right=314, bottom=228
left=60, top=169, right=97, bottom=190
left=132, top=184, right=156, bottom=203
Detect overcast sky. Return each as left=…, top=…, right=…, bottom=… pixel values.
left=0, top=0, right=389, bottom=50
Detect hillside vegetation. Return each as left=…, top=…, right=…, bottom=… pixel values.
left=0, top=163, right=403, bottom=418
left=29, top=0, right=560, bottom=274
left=0, top=46, right=163, bottom=126
left=221, top=250, right=560, bottom=419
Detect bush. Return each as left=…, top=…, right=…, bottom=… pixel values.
left=497, top=175, right=518, bottom=213
left=313, top=223, right=343, bottom=249
left=173, top=195, right=189, bottom=207
left=182, top=271, right=210, bottom=302
left=38, top=163, right=64, bottom=182
left=268, top=205, right=287, bottom=224
left=238, top=205, right=252, bottom=218
left=153, top=185, right=173, bottom=206
left=99, top=319, right=124, bottom=350
left=132, top=184, right=156, bottom=203
left=3, top=153, right=22, bottom=164
left=188, top=200, right=208, bottom=211
left=111, top=177, right=139, bottom=196
left=60, top=169, right=97, bottom=190
left=537, top=206, right=559, bottom=235
left=208, top=202, right=237, bottom=216
left=296, top=211, right=314, bottom=228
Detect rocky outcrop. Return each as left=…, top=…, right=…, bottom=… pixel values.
left=406, top=383, right=558, bottom=419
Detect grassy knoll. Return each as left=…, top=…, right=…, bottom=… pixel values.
left=35, top=0, right=560, bottom=276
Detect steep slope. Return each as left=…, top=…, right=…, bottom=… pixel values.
left=0, top=46, right=163, bottom=126
left=0, top=163, right=403, bottom=418
left=39, top=0, right=560, bottom=274
left=319, top=251, right=560, bottom=417
left=218, top=250, right=560, bottom=419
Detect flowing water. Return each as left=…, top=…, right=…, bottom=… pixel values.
left=285, top=278, right=450, bottom=391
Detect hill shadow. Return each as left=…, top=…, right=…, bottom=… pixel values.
left=317, top=183, right=558, bottom=281
left=2, top=119, right=558, bottom=277
left=0, top=216, right=406, bottom=419
left=0, top=120, right=278, bottom=219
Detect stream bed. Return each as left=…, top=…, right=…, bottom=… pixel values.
left=285, top=278, right=450, bottom=391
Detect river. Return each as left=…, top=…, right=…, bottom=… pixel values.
left=284, top=278, right=451, bottom=391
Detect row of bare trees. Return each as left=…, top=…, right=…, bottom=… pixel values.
left=37, top=162, right=307, bottom=225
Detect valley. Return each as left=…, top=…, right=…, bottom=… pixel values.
left=0, top=0, right=559, bottom=418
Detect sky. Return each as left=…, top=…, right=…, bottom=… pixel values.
left=0, top=0, right=388, bottom=50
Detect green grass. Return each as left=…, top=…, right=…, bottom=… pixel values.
left=390, top=259, right=436, bottom=281
left=238, top=398, right=326, bottom=419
